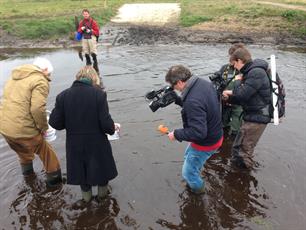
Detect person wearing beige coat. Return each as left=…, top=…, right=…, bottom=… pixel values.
left=0, top=57, right=62, bottom=187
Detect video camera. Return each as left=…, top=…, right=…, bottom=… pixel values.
left=209, top=72, right=228, bottom=96
left=145, top=86, right=178, bottom=112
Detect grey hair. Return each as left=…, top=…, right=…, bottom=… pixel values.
left=165, top=65, right=192, bottom=86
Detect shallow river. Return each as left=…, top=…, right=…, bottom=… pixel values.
left=0, top=44, right=305, bottom=229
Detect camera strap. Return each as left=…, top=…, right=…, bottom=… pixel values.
left=223, top=65, right=236, bottom=88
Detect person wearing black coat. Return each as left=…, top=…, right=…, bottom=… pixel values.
left=222, top=47, right=271, bottom=170
left=49, top=66, right=118, bottom=202
left=165, top=65, right=223, bottom=194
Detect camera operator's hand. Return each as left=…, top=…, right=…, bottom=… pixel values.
left=168, top=131, right=176, bottom=141
left=168, top=90, right=182, bottom=106
left=222, top=90, right=232, bottom=100
left=235, top=74, right=243, bottom=81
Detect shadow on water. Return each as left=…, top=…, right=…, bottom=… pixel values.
left=9, top=173, right=120, bottom=229
left=156, top=137, right=270, bottom=230
left=1, top=44, right=306, bottom=229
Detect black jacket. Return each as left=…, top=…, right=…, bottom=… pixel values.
left=174, top=77, right=223, bottom=146
left=49, top=81, right=118, bottom=185
left=229, top=59, right=271, bottom=124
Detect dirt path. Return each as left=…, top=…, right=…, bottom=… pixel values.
left=255, top=1, right=306, bottom=12
left=111, top=3, right=181, bottom=26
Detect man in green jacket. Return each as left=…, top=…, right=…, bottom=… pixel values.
left=0, top=57, right=62, bottom=187
left=214, top=43, right=245, bottom=139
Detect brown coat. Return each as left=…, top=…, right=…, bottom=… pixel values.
left=0, top=64, right=50, bottom=138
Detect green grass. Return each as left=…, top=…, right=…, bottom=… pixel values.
left=282, top=9, right=306, bottom=21
left=15, top=19, right=74, bottom=39
left=258, top=0, right=306, bottom=7
left=0, top=0, right=306, bottom=39
left=180, top=15, right=212, bottom=27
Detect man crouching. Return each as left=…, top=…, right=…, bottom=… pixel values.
left=0, top=57, right=62, bottom=187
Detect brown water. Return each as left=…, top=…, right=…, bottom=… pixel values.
left=0, top=45, right=305, bottom=229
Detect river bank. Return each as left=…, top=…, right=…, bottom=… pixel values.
left=1, top=22, right=306, bottom=59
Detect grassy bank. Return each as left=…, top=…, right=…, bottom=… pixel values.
left=0, top=0, right=305, bottom=40
left=179, top=0, right=306, bottom=37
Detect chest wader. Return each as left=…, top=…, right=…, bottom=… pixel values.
left=222, top=65, right=243, bottom=138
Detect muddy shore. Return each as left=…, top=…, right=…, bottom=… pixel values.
left=1, top=23, right=306, bottom=53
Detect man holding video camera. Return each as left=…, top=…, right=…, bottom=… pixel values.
left=165, top=65, right=223, bottom=194
left=213, top=43, right=245, bottom=139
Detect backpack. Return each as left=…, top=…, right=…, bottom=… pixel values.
left=266, top=69, right=286, bottom=120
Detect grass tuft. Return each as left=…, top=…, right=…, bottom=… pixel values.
left=181, top=15, right=212, bottom=27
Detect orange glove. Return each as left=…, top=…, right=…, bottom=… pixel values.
left=158, top=124, right=169, bottom=134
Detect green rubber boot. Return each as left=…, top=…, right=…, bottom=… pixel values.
left=82, top=189, right=93, bottom=202
left=21, top=162, right=34, bottom=176
left=97, top=185, right=108, bottom=200
left=46, top=169, right=62, bottom=187
left=192, top=185, right=205, bottom=195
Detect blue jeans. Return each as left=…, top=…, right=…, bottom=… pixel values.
left=182, top=144, right=216, bottom=191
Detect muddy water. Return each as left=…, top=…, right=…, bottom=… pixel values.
left=0, top=44, right=305, bottom=229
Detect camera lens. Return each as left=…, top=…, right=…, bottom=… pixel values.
left=145, top=90, right=157, bottom=100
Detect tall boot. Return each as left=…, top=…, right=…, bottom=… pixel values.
left=81, top=186, right=92, bottom=202
left=91, top=53, right=99, bottom=74
left=21, top=162, right=34, bottom=176
left=46, top=169, right=62, bottom=187
left=97, top=185, right=108, bottom=200
left=85, top=54, right=92, bottom=65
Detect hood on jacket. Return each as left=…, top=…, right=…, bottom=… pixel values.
left=11, top=64, right=50, bottom=81
left=241, top=59, right=269, bottom=74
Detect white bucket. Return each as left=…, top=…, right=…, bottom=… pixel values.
left=44, top=110, right=57, bottom=142
left=107, top=123, right=121, bottom=141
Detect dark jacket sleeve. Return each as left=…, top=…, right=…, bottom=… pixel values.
left=174, top=99, right=208, bottom=142
left=97, top=90, right=115, bottom=135
left=49, top=93, right=65, bottom=130
left=175, top=97, right=183, bottom=107
left=229, top=68, right=266, bottom=104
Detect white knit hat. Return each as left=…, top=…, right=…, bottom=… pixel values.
left=33, top=57, right=54, bottom=73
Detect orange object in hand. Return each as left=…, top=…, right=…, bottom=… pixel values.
left=158, top=124, right=169, bottom=134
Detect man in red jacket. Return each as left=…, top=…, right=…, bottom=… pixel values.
left=78, top=9, right=100, bottom=73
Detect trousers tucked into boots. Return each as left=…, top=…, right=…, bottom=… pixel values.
left=3, top=134, right=62, bottom=186
left=85, top=54, right=92, bottom=65
left=80, top=182, right=108, bottom=202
